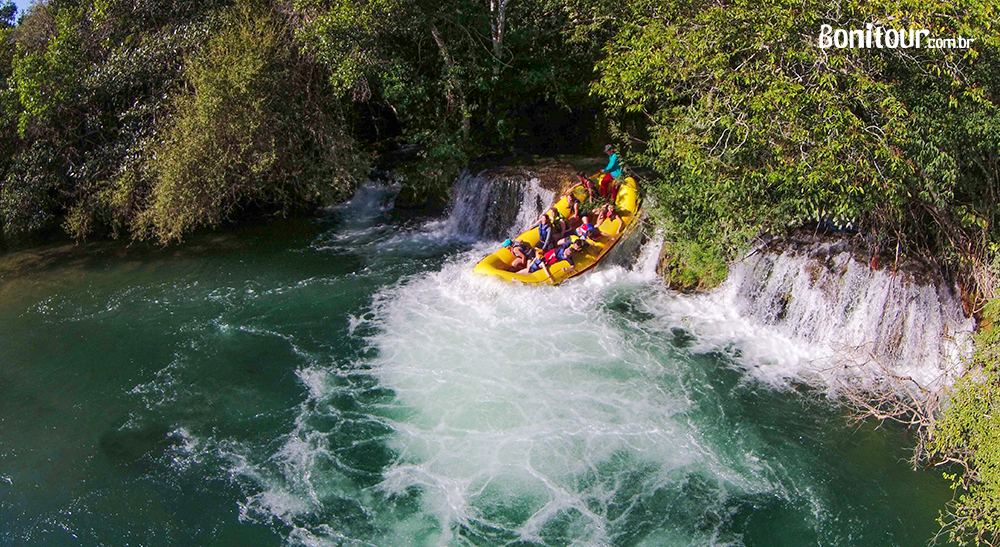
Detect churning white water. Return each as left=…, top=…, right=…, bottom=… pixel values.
left=2, top=171, right=963, bottom=547
left=228, top=174, right=968, bottom=546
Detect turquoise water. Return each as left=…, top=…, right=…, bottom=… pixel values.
left=0, top=186, right=952, bottom=546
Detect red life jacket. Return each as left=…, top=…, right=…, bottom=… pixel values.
left=543, top=248, right=560, bottom=265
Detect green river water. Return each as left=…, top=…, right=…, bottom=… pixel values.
left=0, top=182, right=953, bottom=546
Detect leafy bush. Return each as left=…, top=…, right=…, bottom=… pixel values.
left=931, top=299, right=1000, bottom=546
left=139, top=4, right=364, bottom=241
left=0, top=0, right=365, bottom=243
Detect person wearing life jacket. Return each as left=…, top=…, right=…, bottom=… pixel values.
left=546, top=237, right=588, bottom=271
left=517, top=238, right=589, bottom=282
left=595, top=144, right=621, bottom=202
left=558, top=215, right=599, bottom=247
left=503, top=238, right=535, bottom=271
left=534, top=213, right=556, bottom=252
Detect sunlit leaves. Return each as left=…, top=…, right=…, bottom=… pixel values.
left=931, top=300, right=1000, bottom=546
left=593, top=0, right=998, bottom=273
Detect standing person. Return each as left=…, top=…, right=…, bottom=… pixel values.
left=596, top=144, right=622, bottom=202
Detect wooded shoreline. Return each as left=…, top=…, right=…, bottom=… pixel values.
left=3, top=0, right=1000, bottom=542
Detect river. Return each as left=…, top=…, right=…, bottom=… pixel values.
left=0, top=177, right=953, bottom=546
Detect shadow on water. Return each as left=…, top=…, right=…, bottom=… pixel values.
left=98, top=422, right=183, bottom=472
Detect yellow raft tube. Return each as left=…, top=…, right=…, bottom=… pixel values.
left=473, top=176, right=642, bottom=285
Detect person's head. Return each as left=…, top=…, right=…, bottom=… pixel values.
left=503, top=239, right=513, bottom=248
left=581, top=214, right=590, bottom=225
left=604, top=144, right=614, bottom=155
left=540, top=214, right=550, bottom=225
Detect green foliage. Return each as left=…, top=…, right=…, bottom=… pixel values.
left=1, top=142, right=62, bottom=238
left=0, top=1, right=14, bottom=29
left=0, top=0, right=365, bottom=244
left=140, top=4, right=363, bottom=242
left=592, top=0, right=1000, bottom=289
left=930, top=299, right=1000, bottom=546
left=0, top=0, right=610, bottom=243
left=0, top=0, right=229, bottom=242
left=10, top=3, right=88, bottom=137
left=660, top=236, right=728, bottom=291
left=297, top=0, right=606, bottom=203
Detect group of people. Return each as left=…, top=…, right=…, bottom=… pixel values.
left=499, top=145, right=625, bottom=283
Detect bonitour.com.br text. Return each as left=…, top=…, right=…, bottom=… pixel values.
left=818, top=24, right=975, bottom=49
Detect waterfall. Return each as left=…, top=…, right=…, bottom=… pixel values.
left=444, top=170, right=554, bottom=241
left=720, top=237, right=975, bottom=391
left=442, top=169, right=973, bottom=392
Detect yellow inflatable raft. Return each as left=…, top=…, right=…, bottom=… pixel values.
left=473, top=175, right=641, bottom=285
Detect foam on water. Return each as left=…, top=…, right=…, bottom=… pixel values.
left=181, top=179, right=965, bottom=546
left=366, top=261, right=701, bottom=544
left=229, top=238, right=840, bottom=545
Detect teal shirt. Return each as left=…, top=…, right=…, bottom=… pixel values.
left=604, top=153, right=622, bottom=178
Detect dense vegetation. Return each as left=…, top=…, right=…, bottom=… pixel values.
left=0, top=0, right=603, bottom=244
left=593, top=0, right=1000, bottom=295
left=931, top=300, right=1000, bottom=546
left=3, top=0, right=1000, bottom=542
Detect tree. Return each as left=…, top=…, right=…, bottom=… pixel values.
left=296, top=0, right=606, bottom=204
left=139, top=3, right=364, bottom=242
left=0, top=0, right=365, bottom=243
left=930, top=300, right=1000, bottom=546
left=592, top=0, right=1000, bottom=293
left=0, top=1, right=15, bottom=29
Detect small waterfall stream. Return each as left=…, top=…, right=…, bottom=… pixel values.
left=721, top=237, right=975, bottom=390
left=444, top=170, right=554, bottom=241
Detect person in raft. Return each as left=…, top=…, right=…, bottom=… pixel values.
left=564, top=188, right=582, bottom=223
left=503, top=238, right=535, bottom=271
left=596, top=144, right=622, bottom=201
left=518, top=238, right=589, bottom=282
left=531, top=210, right=570, bottom=249
left=557, top=215, right=599, bottom=247
left=532, top=213, right=556, bottom=252
left=596, top=203, right=622, bottom=236
left=567, top=171, right=595, bottom=201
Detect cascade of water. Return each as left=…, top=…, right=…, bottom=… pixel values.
left=444, top=170, right=554, bottom=241
left=720, top=238, right=975, bottom=390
